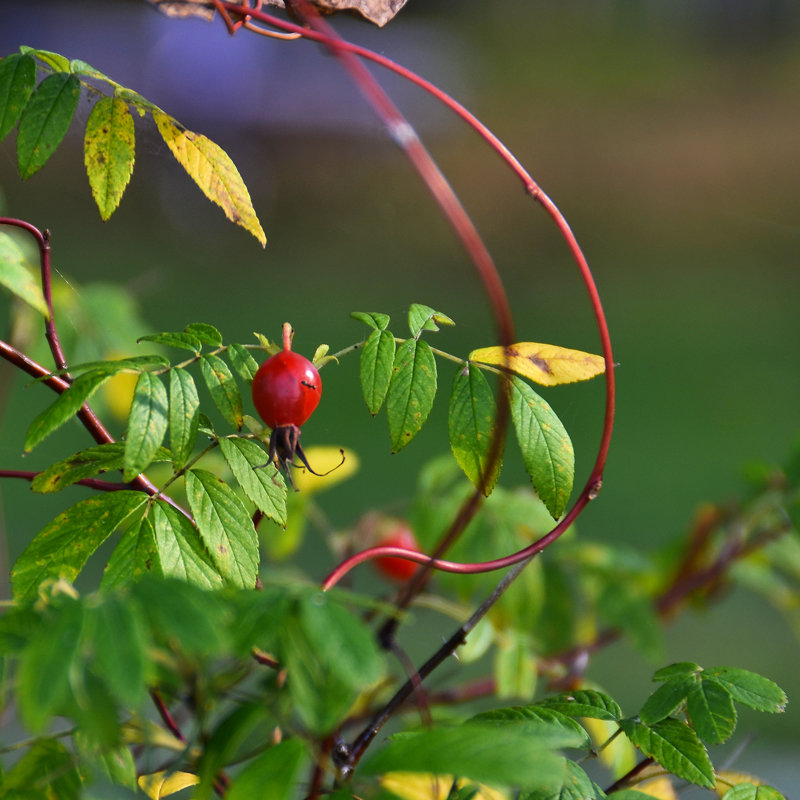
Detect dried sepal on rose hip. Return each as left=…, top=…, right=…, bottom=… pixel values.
left=252, top=322, right=339, bottom=485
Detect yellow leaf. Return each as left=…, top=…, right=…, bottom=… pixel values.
left=153, top=110, right=266, bottom=246
left=291, top=445, right=359, bottom=494
left=137, top=771, right=200, bottom=799
left=469, top=342, right=605, bottom=386
left=637, top=775, right=678, bottom=799
left=380, top=773, right=509, bottom=800
left=583, top=717, right=636, bottom=778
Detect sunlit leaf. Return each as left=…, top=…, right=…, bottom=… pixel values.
left=470, top=342, right=604, bottom=386
left=470, top=705, right=591, bottom=750
left=151, top=500, right=224, bottom=588
left=201, top=353, right=243, bottom=429
left=386, top=338, right=437, bottom=452
left=381, top=773, right=510, bottom=800
left=619, top=718, right=714, bottom=788
left=0, top=230, right=49, bottom=317
left=184, top=321, right=222, bottom=345
left=448, top=363, right=501, bottom=495
left=138, top=771, right=200, bottom=799
left=185, top=469, right=259, bottom=587
left=21, top=47, right=70, bottom=72
left=84, top=94, right=135, bottom=219
left=0, top=53, right=36, bottom=141
left=706, top=667, right=786, bottom=713
left=721, top=785, right=785, bottom=800
left=169, top=367, right=200, bottom=468
left=11, top=491, right=147, bottom=600
left=153, top=110, right=266, bottom=245
left=124, top=371, right=169, bottom=481
left=509, top=376, right=573, bottom=519
left=17, top=72, right=80, bottom=178
left=219, top=436, right=287, bottom=527
left=227, top=341, right=260, bottom=382
left=359, top=326, right=396, bottom=415
left=537, top=689, right=622, bottom=721
left=70, top=58, right=119, bottom=87
left=102, top=513, right=161, bottom=588
left=408, top=302, right=454, bottom=337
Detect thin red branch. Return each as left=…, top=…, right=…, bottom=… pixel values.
left=0, top=470, right=131, bottom=492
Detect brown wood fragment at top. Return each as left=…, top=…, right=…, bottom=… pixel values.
left=147, top=0, right=409, bottom=27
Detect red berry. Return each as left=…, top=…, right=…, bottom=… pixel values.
left=374, top=523, right=421, bottom=582
left=252, top=349, right=321, bottom=430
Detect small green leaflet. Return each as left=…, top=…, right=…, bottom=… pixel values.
left=185, top=321, right=223, bottom=346
left=169, top=367, right=200, bottom=469
left=537, top=689, right=622, bottom=721
left=185, top=469, right=258, bottom=588
left=0, top=53, right=36, bottom=141
left=219, top=437, right=287, bottom=527
left=653, top=662, right=701, bottom=681
left=350, top=310, right=390, bottom=330
left=469, top=705, right=591, bottom=750
left=359, top=326, right=395, bottom=415
left=227, top=342, right=260, bottom=383
left=448, top=363, right=501, bottom=496
left=509, top=375, right=574, bottom=519
left=0, top=230, right=49, bottom=317
left=687, top=676, right=737, bottom=744
left=11, top=491, right=147, bottom=600
left=707, top=666, right=787, bottom=713
left=102, top=514, right=161, bottom=589
left=722, top=785, right=785, bottom=800
left=17, top=72, right=80, bottom=178
left=386, top=338, right=437, bottom=452
left=139, top=330, right=204, bottom=352
left=407, top=302, right=454, bottom=337
left=84, top=94, right=135, bottom=220
left=150, top=500, right=224, bottom=589
left=124, top=371, right=168, bottom=481
left=25, top=370, right=112, bottom=451
left=640, top=674, right=695, bottom=724
left=201, top=353, right=243, bottom=429
left=618, top=717, right=715, bottom=788
left=19, top=47, right=71, bottom=72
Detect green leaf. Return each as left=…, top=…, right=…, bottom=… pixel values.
left=124, top=371, right=169, bottom=481
left=219, top=436, right=287, bottom=527
left=386, top=338, right=437, bottom=452
left=74, top=729, right=137, bottom=791
left=226, top=740, right=305, bottom=800
left=359, top=326, right=396, bottom=415
left=138, top=330, right=203, bottom=352
left=185, top=469, right=258, bottom=588
left=518, top=759, right=604, bottom=800
left=448, top=363, right=501, bottom=496
left=469, top=706, right=591, bottom=750
left=0, top=53, right=36, bottom=141
left=653, top=662, right=701, bottom=681
left=53, top=354, right=170, bottom=376
left=0, top=229, right=49, bottom=316
left=2, top=738, right=82, bottom=798
left=494, top=629, right=536, bottom=700
left=184, top=321, right=223, bottom=346
left=509, top=376, right=574, bottom=519
left=24, top=47, right=71, bottom=72
left=101, top=513, right=161, bottom=589
left=707, top=666, right=786, bottom=713
left=604, top=792, right=658, bottom=800
left=408, top=303, right=454, bottom=337
left=722, top=785, right=785, bottom=800
left=619, top=717, right=715, bottom=788
left=201, top=353, right=243, bottom=429
left=153, top=110, right=266, bottom=246
left=361, top=725, right=562, bottom=790
left=639, top=675, right=694, bottom=724
left=24, top=370, right=110, bottom=451
left=169, top=367, right=200, bottom=468
left=687, top=677, right=737, bottom=744
left=11, top=491, right=147, bottom=601
left=351, top=310, right=390, bottom=330
left=537, top=689, right=622, bottom=721
left=227, top=342, right=260, bottom=383
left=150, top=500, right=224, bottom=588
left=86, top=593, right=147, bottom=708
left=17, top=72, right=80, bottom=178
left=84, top=94, right=135, bottom=219
left=69, top=58, right=119, bottom=86
left=31, top=442, right=139, bottom=493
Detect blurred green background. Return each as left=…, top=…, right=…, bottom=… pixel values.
left=1, top=0, right=799, bottom=788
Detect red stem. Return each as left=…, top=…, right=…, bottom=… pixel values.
left=0, top=470, right=131, bottom=492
